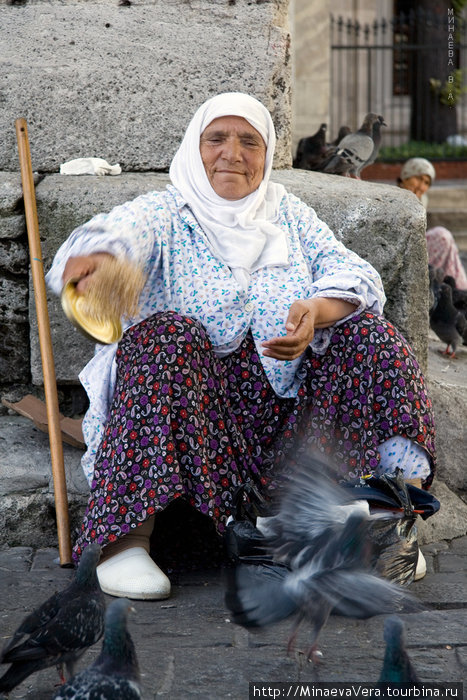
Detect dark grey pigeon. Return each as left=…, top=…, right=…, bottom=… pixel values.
left=293, top=124, right=327, bottom=170
left=52, top=598, right=141, bottom=700
left=443, top=275, right=467, bottom=345
left=328, top=125, right=351, bottom=148
left=429, top=265, right=444, bottom=312
left=0, top=544, right=104, bottom=694
left=378, top=615, right=420, bottom=685
left=443, top=275, right=467, bottom=316
left=319, top=113, right=381, bottom=178
left=429, top=282, right=466, bottom=357
left=225, top=452, right=423, bottom=662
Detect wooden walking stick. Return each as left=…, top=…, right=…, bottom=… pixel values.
left=15, top=118, right=72, bottom=566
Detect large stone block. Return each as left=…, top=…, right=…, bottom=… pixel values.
left=0, top=240, right=28, bottom=275
left=0, top=0, right=291, bottom=172
left=0, top=215, right=25, bottom=240
left=31, top=170, right=428, bottom=385
left=0, top=321, right=30, bottom=385
left=428, top=376, right=467, bottom=493
left=0, top=276, right=28, bottom=322
left=0, top=274, right=29, bottom=385
left=0, top=173, right=23, bottom=215
left=418, top=481, right=467, bottom=545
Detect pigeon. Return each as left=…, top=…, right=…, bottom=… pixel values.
left=318, top=113, right=383, bottom=178
left=52, top=598, right=141, bottom=700
left=328, top=125, right=351, bottom=148
left=429, top=282, right=466, bottom=357
left=0, top=543, right=104, bottom=694
left=225, top=452, right=423, bottom=662
left=428, top=265, right=444, bottom=312
left=362, top=114, right=387, bottom=170
left=293, top=124, right=328, bottom=170
left=443, top=275, right=467, bottom=315
left=378, top=615, right=420, bottom=685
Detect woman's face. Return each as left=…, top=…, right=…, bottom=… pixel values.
left=200, top=116, right=267, bottom=200
left=400, top=174, right=432, bottom=200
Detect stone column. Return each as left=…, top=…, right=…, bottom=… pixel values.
left=290, top=0, right=330, bottom=155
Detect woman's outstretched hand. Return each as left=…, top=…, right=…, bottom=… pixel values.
left=261, top=297, right=358, bottom=361
left=62, top=253, right=114, bottom=294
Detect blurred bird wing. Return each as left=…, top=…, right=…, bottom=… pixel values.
left=225, top=563, right=298, bottom=628
left=271, top=458, right=367, bottom=557
left=320, top=570, right=424, bottom=618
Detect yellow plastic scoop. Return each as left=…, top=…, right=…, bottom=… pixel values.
left=61, top=279, right=123, bottom=345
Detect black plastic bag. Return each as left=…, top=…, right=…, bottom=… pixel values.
left=343, top=469, right=440, bottom=586
left=224, top=482, right=274, bottom=565
left=225, top=470, right=440, bottom=586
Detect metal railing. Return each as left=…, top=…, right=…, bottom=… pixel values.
left=330, top=9, right=467, bottom=159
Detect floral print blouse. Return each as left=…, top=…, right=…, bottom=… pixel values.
left=46, top=185, right=385, bottom=484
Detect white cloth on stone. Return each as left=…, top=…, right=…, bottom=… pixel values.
left=60, top=158, right=122, bottom=176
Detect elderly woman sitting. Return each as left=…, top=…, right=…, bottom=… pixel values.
left=398, top=157, right=467, bottom=290
left=46, top=93, right=435, bottom=600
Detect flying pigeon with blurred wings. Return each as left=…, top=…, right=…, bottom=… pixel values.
left=225, top=452, right=423, bottom=662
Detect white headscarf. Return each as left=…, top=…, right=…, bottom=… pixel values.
left=169, top=92, right=288, bottom=287
left=400, top=158, right=436, bottom=183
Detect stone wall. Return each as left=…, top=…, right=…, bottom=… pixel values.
left=0, top=0, right=292, bottom=172
left=290, top=0, right=330, bottom=153
left=0, top=174, right=30, bottom=390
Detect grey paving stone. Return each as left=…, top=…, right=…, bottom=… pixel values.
left=412, top=571, right=467, bottom=606
left=437, top=553, right=467, bottom=573
left=450, top=536, right=467, bottom=555
left=423, top=540, right=450, bottom=555
left=30, top=547, right=71, bottom=571
left=0, top=547, right=33, bottom=572
left=1, top=551, right=467, bottom=698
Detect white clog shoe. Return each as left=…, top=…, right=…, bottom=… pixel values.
left=414, top=548, right=427, bottom=581
left=97, top=547, right=171, bottom=600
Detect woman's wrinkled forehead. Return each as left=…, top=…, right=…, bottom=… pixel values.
left=197, top=93, right=272, bottom=145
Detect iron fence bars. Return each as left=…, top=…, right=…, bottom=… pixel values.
left=329, top=10, right=467, bottom=160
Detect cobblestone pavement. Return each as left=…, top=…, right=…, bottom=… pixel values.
left=0, top=539, right=466, bottom=699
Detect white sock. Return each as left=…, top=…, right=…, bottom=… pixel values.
left=375, top=436, right=431, bottom=481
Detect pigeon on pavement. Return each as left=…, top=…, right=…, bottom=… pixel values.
left=429, top=282, right=466, bottom=357
left=0, top=543, right=104, bottom=694
left=293, top=123, right=328, bottom=170
left=318, top=113, right=383, bottom=178
left=225, top=452, right=423, bottom=662
left=52, top=598, right=141, bottom=700
left=378, top=615, right=420, bottom=685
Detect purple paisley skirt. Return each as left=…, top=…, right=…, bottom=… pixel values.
left=73, top=311, right=435, bottom=569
